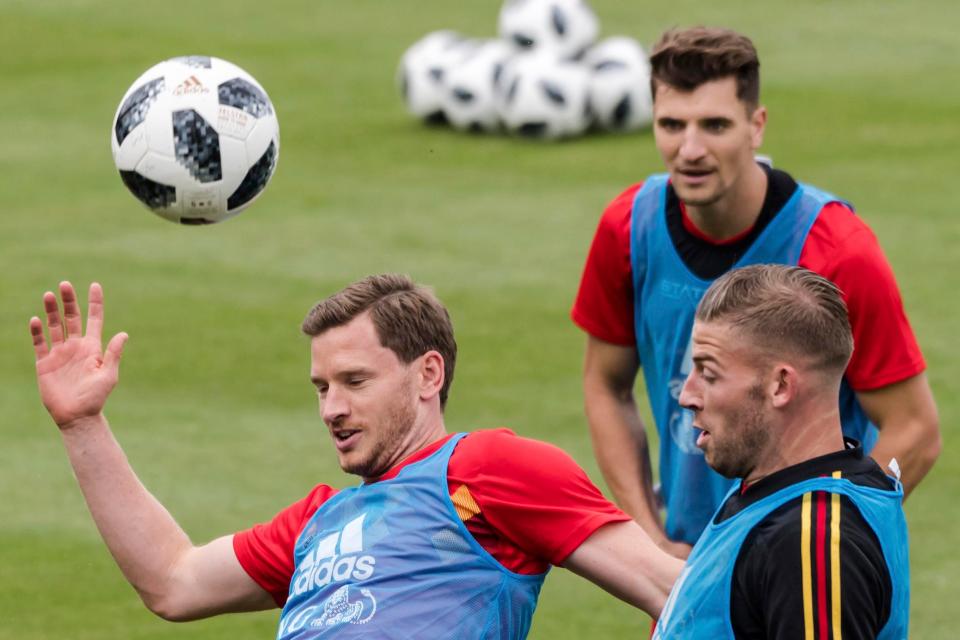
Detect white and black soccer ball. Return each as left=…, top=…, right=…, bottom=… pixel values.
left=498, top=0, right=599, bottom=60
left=442, top=40, right=513, bottom=133
left=585, top=36, right=653, bottom=132
left=111, top=56, right=279, bottom=225
left=397, top=31, right=477, bottom=124
left=495, top=52, right=591, bottom=140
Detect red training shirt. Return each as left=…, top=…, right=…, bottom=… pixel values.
left=571, top=183, right=925, bottom=391
left=233, top=428, right=630, bottom=606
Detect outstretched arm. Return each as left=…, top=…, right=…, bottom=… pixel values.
left=30, top=282, right=274, bottom=620
left=563, top=520, right=684, bottom=618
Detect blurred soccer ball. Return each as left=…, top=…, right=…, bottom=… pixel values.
left=498, top=0, right=599, bottom=60
left=397, top=30, right=477, bottom=124
left=585, top=37, right=653, bottom=132
left=442, top=40, right=514, bottom=133
left=111, top=56, right=279, bottom=225
left=496, top=53, right=591, bottom=140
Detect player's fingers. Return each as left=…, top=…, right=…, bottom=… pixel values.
left=43, top=290, right=65, bottom=345
left=29, top=316, right=49, bottom=360
left=60, top=281, right=82, bottom=338
left=86, top=282, right=104, bottom=341
left=103, top=332, right=128, bottom=371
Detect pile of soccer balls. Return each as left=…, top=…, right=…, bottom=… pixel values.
left=397, top=0, right=653, bottom=140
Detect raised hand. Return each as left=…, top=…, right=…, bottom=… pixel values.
left=30, top=282, right=128, bottom=429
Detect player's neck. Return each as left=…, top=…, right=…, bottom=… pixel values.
left=685, top=162, right=768, bottom=241
left=362, top=414, right=448, bottom=483
left=745, top=409, right=845, bottom=485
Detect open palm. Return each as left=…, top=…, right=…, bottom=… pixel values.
left=30, top=282, right=128, bottom=429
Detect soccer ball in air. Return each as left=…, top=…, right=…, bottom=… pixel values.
left=498, top=0, right=599, bottom=60
left=442, top=40, right=514, bottom=132
left=397, top=31, right=477, bottom=124
left=111, top=56, right=280, bottom=225
left=496, top=53, right=591, bottom=139
left=585, top=37, right=653, bottom=132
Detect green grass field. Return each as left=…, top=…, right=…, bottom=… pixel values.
left=1, top=1, right=957, bottom=637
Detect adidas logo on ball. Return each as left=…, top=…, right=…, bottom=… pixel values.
left=292, top=514, right=377, bottom=596
left=173, top=75, right=210, bottom=96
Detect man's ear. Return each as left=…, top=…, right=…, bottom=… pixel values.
left=418, top=350, right=445, bottom=401
left=750, top=105, right=767, bottom=150
left=769, top=364, right=797, bottom=409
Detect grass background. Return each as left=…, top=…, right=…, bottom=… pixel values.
left=1, top=0, right=957, bottom=637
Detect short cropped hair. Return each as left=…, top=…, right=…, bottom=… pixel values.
left=650, top=27, right=760, bottom=108
left=302, top=274, right=457, bottom=408
left=695, top=265, right=853, bottom=376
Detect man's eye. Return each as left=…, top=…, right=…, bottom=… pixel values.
left=704, top=120, right=729, bottom=132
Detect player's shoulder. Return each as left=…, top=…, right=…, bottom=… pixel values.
left=806, top=195, right=877, bottom=245
left=452, top=428, right=582, bottom=476
left=802, top=196, right=886, bottom=275
left=296, top=483, right=341, bottom=518
left=745, top=489, right=883, bottom=558
left=599, top=182, right=644, bottom=222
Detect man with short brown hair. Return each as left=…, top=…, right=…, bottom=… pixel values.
left=30, top=276, right=682, bottom=639
left=572, top=25, right=938, bottom=556
left=653, top=264, right=909, bottom=638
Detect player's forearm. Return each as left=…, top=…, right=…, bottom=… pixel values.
left=59, top=414, right=195, bottom=614
left=583, top=391, right=664, bottom=539
left=564, top=521, right=683, bottom=618
left=870, top=416, right=941, bottom=497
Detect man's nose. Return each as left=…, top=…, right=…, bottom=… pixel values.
left=678, top=371, right=702, bottom=412
left=678, top=130, right=707, bottom=163
left=321, top=385, right=349, bottom=425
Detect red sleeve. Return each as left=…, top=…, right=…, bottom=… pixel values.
left=449, top=429, right=631, bottom=568
left=232, top=484, right=339, bottom=607
left=799, top=203, right=926, bottom=390
left=571, top=184, right=641, bottom=346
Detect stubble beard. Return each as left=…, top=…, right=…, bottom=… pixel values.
left=705, top=384, right=770, bottom=480
left=342, top=381, right=419, bottom=479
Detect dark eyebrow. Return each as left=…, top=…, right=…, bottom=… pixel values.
left=692, top=354, right=719, bottom=366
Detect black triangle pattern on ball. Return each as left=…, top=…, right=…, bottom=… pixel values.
left=613, top=95, right=632, bottom=129
left=115, top=77, right=164, bottom=146
left=227, top=140, right=276, bottom=211
left=551, top=6, right=567, bottom=36
left=593, top=60, right=628, bottom=72
left=119, top=170, right=176, bottom=210
left=541, top=80, right=566, bottom=105
left=517, top=122, right=548, bottom=137
left=218, top=78, right=273, bottom=119
left=172, top=109, right=222, bottom=184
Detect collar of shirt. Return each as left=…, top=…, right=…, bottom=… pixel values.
left=715, top=438, right=893, bottom=523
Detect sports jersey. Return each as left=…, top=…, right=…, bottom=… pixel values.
left=234, top=428, right=631, bottom=610
left=653, top=442, right=909, bottom=639
left=274, top=434, right=544, bottom=639
left=572, top=166, right=925, bottom=543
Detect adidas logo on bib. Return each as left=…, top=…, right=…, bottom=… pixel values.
left=293, top=514, right=376, bottom=596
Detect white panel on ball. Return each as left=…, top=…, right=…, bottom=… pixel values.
left=498, top=0, right=599, bottom=60
left=111, top=55, right=280, bottom=225
left=496, top=52, right=591, bottom=140
left=584, top=36, right=653, bottom=132
left=397, top=31, right=478, bottom=124
left=442, top=39, right=514, bottom=132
